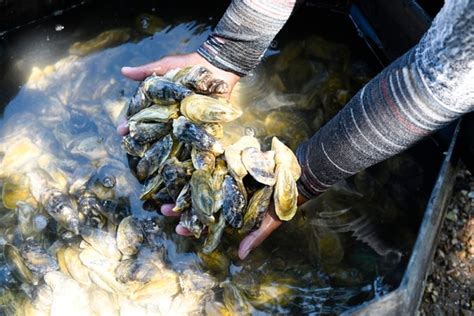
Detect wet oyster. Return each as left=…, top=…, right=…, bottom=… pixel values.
left=116, top=216, right=144, bottom=256
left=240, top=186, right=273, bottom=234
left=271, top=137, right=301, bottom=180
left=172, top=65, right=229, bottom=95
left=172, top=183, right=191, bottom=213
left=274, top=166, right=298, bottom=221
left=63, top=247, right=92, bottom=287
left=80, top=226, right=122, bottom=261
left=190, top=170, right=216, bottom=225
left=4, top=244, right=37, bottom=284
left=202, top=212, right=226, bottom=254
left=19, top=241, right=59, bottom=276
left=129, top=121, right=172, bottom=145
left=160, top=158, right=194, bottom=200
left=172, top=117, right=224, bottom=155
left=241, top=147, right=276, bottom=186
left=179, top=209, right=204, bottom=239
left=180, top=94, right=242, bottom=124
left=224, top=135, right=260, bottom=179
left=41, top=189, right=81, bottom=234
left=191, top=148, right=215, bottom=172
left=121, top=135, right=149, bottom=157
left=136, top=134, right=173, bottom=181
left=222, top=175, right=246, bottom=228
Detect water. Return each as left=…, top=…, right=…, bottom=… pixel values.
left=0, top=1, right=443, bottom=315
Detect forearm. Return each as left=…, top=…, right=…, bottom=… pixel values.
left=296, top=0, right=474, bottom=199
left=197, top=0, right=296, bottom=76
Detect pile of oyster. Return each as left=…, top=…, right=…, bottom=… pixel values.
left=122, top=66, right=302, bottom=253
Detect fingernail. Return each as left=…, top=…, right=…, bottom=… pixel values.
left=161, top=204, right=179, bottom=217
left=121, top=66, right=132, bottom=72
left=238, top=247, right=251, bottom=260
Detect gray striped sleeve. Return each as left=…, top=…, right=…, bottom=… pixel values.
left=296, top=0, right=474, bottom=199
left=197, top=0, right=296, bottom=76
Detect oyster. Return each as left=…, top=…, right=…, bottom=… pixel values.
left=127, top=75, right=192, bottom=117
left=2, top=174, right=32, bottom=209
left=173, top=65, right=228, bottom=94
left=241, top=147, right=276, bottom=186
left=4, top=244, right=37, bottom=284
left=191, top=148, right=216, bottom=172
left=19, top=241, right=59, bottom=276
left=116, top=216, right=144, bottom=256
left=179, top=209, right=204, bottom=239
left=136, top=134, right=173, bottom=181
left=224, top=135, right=260, bottom=179
left=139, top=175, right=163, bottom=201
left=180, top=94, right=241, bottom=124
left=172, top=117, right=224, bottom=155
left=190, top=170, right=216, bottom=225
left=16, top=201, right=38, bottom=240
left=271, top=137, right=301, bottom=180
left=240, top=186, right=273, bottom=234
left=202, top=212, right=226, bottom=254
left=172, top=182, right=191, bottom=213
left=41, top=189, right=81, bottom=234
left=221, top=281, right=252, bottom=315
left=160, top=158, right=194, bottom=200
left=128, top=104, right=179, bottom=123
left=80, top=226, right=122, bottom=261
left=69, top=28, right=130, bottom=56
left=121, top=134, right=149, bottom=157
left=129, top=121, right=172, bottom=145
left=274, top=166, right=298, bottom=221
left=63, top=247, right=92, bottom=287
left=44, top=271, right=92, bottom=316
left=202, top=123, right=224, bottom=139
left=222, top=175, right=246, bottom=228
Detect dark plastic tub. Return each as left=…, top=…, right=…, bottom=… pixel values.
left=344, top=1, right=462, bottom=314
left=0, top=0, right=460, bottom=314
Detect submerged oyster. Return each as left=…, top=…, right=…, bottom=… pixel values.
left=116, top=216, right=145, bottom=256
left=41, top=189, right=81, bottom=234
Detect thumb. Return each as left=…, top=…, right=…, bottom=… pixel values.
left=238, top=205, right=282, bottom=260
left=121, top=61, right=168, bottom=81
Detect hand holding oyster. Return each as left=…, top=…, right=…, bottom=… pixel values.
left=121, top=65, right=303, bottom=259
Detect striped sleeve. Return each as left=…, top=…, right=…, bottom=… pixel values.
left=197, top=0, right=296, bottom=76
left=296, top=0, right=474, bottom=199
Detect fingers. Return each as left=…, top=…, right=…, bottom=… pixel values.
left=121, top=60, right=168, bottom=81
left=238, top=206, right=283, bottom=260
left=161, top=204, right=193, bottom=236
left=175, top=224, right=194, bottom=236
left=161, top=204, right=180, bottom=217
left=116, top=118, right=129, bottom=136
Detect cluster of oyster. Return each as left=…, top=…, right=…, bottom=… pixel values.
left=0, top=168, right=217, bottom=315
left=122, top=66, right=302, bottom=253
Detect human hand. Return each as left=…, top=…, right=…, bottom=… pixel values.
left=160, top=195, right=308, bottom=260
left=117, top=52, right=241, bottom=135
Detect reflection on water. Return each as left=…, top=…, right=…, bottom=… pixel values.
left=0, top=2, right=430, bottom=315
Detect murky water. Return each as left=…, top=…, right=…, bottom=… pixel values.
left=0, top=1, right=443, bottom=315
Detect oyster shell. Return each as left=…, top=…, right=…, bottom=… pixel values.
left=240, top=186, right=273, bottom=234
left=274, top=166, right=298, bottom=221
left=116, top=216, right=145, bottom=256
left=136, top=134, right=173, bottom=181
left=180, top=94, right=241, bottom=124
left=222, top=175, right=246, bottom=228
left=241, top=147, right=276, bottom=186
left=172, top=117, right=224, bottom=155
left=190, top=169, right=216, bottom=225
